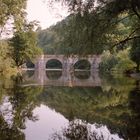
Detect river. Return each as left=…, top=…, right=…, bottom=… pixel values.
left=0, top=70, right=140, bottom=140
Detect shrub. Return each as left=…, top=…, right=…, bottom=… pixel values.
left=99, top=50, right=118, bottom=72
left=114, top=48, right=136, bottom=72
left=99, top=49, right=135, bottom=73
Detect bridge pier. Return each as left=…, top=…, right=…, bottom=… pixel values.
left=34, top=55, right=46, bottom=85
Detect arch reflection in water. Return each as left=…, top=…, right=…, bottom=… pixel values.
left=21, top=70, right=101, bottom=87
left=46, top=70, right=62, bottom=80
left=74, top=71, right=91, bottom=79
left=74, top=59, right=91, bottom=70
left=46, top=59, right=62, bottom=70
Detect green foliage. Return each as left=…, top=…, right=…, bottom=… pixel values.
left=0, top=41, right=17, bottom=76
left=130, top=38, right=140, bottom=71
left=100, top=49, right=135, bottom=72
left=114, top=48, right=136, bottom=71
left=0, top=0, right=41, bottom=76
left=37, top=3, right=134, bottom=56
left=0, top=0, right=27, bottom=33
left=37, top=28, right=59, bottom=54
left=10, top=30, right=42, bottom=67
left=37, top=13, right=111, bottom=55
left=47, top=0, right=140, bottom=68
left=99, top=51, right=118, bottom=72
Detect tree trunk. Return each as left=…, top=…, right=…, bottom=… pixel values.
left=136, top=63, right=140, bottom=72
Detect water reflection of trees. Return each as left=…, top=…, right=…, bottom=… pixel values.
left=0, top=116, right=25, bottom=140
left=50, top=120, right=105, bottom=140
left=39, top=75, right=139, bottom=139
left=127, top=81, right=140, bottom=140
left=11, top=86, right=42, bottom=129
left=40, top=86, right=130, bottom=138
left=49, top=119, right=123, bottom=140
left=0, top=77, right=43, bottom=140
left=0, top=75, right=140, bottom=139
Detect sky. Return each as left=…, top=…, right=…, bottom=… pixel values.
left=26, top=0, right=69, bottom=29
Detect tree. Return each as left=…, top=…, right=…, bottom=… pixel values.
left=130, top=38, right=140, bottom=72
left=0, top=0, right=27, bottom=36
left=10, top=28, right=42, bottom=67
left=51, top=0, right=140, bottom=49
left=0, top=41, right=16, bottom=76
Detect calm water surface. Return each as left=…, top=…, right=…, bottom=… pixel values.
left=0, top=71, right=140, bottom=140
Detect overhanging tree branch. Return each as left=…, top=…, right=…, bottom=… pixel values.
left=111, top=27, right=140, bottom=48
left=111, top=13, right=135, bottom=26
left=131, top=1, right=140, bottom=20
left=112, top=36, right=140, bottom=48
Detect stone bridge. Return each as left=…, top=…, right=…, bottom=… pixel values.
left=22, top=55, right=102, bottom=87
left=35, top=54, right=101, bottom=71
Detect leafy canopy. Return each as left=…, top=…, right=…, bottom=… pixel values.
left=0, top=0, right=27, bottom=36
left=51, top=0, right=140, bottom=52
left=10, top=28, right=42, bottom=67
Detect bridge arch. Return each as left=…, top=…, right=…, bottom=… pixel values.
left=73, top=59, right=91, bottom=70
left=46, top=59, right=63, bottom=69
left=25, top=60, right=35, bottom=69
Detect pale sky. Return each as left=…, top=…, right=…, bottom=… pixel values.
left=26, top=0, right=69, bottom=29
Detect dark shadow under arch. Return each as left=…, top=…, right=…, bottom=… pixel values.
left=74, top=59, right=91, bottom=70
left=26, top=61, right=35, bottom=69
left=46, top=59, right=62, bottom=69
